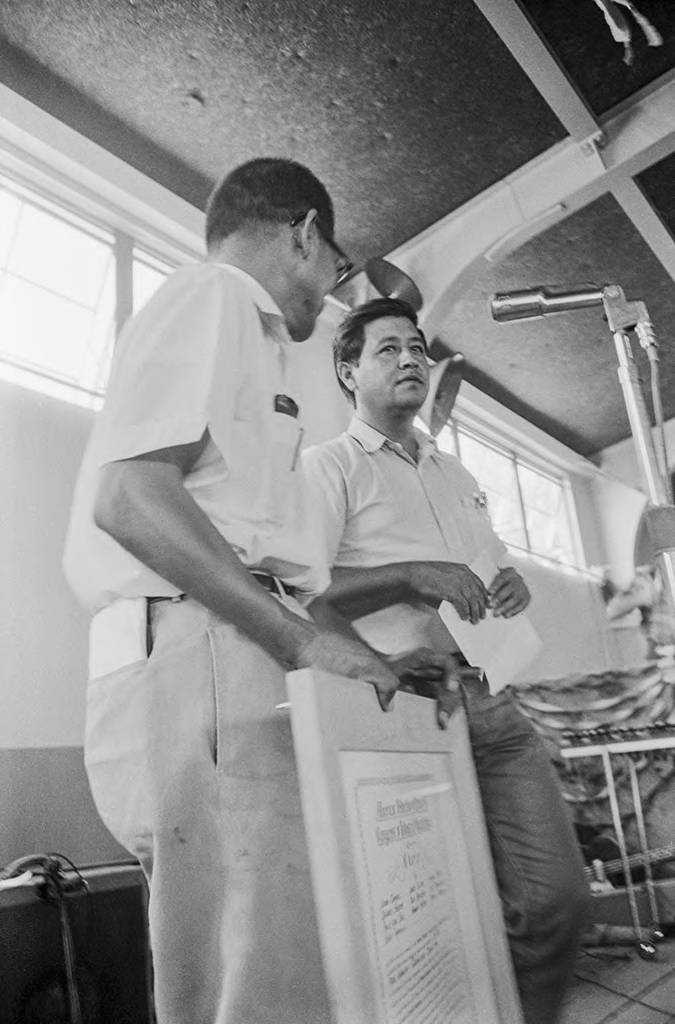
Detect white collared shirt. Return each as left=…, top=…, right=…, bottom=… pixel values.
left=302, top=416, right=506, bottom=656
left=64, top=262, right=328, bottom=613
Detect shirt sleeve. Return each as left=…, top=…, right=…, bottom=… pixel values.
left=301, top=444, right=349, bottom=569
left=95, top=266, right=243, bottom=467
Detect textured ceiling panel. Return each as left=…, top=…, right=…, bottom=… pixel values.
left=440, top=193, right=675, bottom=456
left=0, top=0, right=564, bottom=262
left=638, top=151, right=675, bottom=238
left=522, top=0, right=675, bottom=115
left=0, top=36, right=213, bottom=208
left=2, top=2, right=674, bottom=454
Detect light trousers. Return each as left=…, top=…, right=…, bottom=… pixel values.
left=85, top=596, right=332, bottom=1024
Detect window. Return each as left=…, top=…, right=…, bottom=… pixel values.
left=133, top=248, right=174, bottom=315
left=0, top=173, right=175, bottom=408
left=435, top=421, right=581, bottom=569
left=456, top=430, right=527, bottom=549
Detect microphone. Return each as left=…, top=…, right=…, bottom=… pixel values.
left=490, top=285, right=605, bottom=323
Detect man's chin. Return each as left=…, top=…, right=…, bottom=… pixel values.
left=287, top=312, right=317, bottom=343
left=395, top=383, right=428, bottom=409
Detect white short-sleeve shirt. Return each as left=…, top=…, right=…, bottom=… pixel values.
left=64, top=262, right=329, bottom=613
left=302, top=417, right=507, bottom=656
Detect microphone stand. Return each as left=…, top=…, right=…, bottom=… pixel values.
left=492, top=284, right=675, bottom=617
left=600, top=284, right=675, bottom=617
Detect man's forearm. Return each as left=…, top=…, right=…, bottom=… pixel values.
left=94, top=458, right=317, bottom=667
left=322, top=564, right=413, bottom=620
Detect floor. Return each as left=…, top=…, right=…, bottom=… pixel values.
left=560, top=936, right=675, bottom=1023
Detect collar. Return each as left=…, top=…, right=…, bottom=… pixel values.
left=348, top=416, right=439, bottom=460
left=213, top=262, right=285, bottom=318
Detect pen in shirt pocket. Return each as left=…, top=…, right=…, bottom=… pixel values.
left=274, top=393, right=304, bottom=471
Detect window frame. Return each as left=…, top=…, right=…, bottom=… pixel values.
left=0, top=166, right=195, bottom=409
left=442, top=417, right=586, bottom=572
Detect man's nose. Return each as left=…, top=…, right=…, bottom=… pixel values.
left=399, top=347, right=420, bottom=365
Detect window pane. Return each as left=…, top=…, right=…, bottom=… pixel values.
left=457, top=430, right=527, bottom=547
left=133, top=251, right=172, bottom=313
left=1, top=275, right=102, bottom=382
left=518, top=463, right=576, bottom=564
left=0, top=179, right=116, bottom=405
left=0, top=188, right=21, bottom=265
left=7, top=203, right=113, bottom=307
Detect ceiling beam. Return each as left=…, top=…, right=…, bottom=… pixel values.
left=601, top=68, right=675, bottom=177
left=0, top=83, right=203, bottom=260
left=382, top=74, right=675, bottom=335
left=610, top=176, right=675, bottom=284
left=471, top=0, right=602, bottom=142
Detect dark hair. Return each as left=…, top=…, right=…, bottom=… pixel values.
left=333, top=297, right=426, bottom=404
left=205, top=157, right=334, bottom=249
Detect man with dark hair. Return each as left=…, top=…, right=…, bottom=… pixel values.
left=63, top=160, right=404, bottom=1024
left=303, top=296, right=591, bottom=1024
left=204, top=156, right=340, bottom=251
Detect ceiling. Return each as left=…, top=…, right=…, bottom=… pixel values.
left=1, top=0, right=675, bottom=458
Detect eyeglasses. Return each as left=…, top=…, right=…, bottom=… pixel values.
left=290, top=212, right=354, bottom=288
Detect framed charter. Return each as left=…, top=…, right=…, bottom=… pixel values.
left=286, top=669, right=524, bottom=1024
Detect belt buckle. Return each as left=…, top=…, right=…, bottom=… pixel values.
left=252, top=571, right=291, bottom=599
left=459, top=666, right=490, bottom=700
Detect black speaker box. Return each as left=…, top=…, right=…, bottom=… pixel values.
left=0, top=862, right=153, bottom=1024
left=589, top=876, right=675, bottom=928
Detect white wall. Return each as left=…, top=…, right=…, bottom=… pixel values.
left=594, top=416, right=675, bottom=588
left=1, top=377, right=93, bottom=748
left=511, top=552, right=646, bottom=682
left=0, top=377, right=129, bottom=864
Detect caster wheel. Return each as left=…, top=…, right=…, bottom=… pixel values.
left=650, top=927, right=666, bottom=943
left=638, top=941, right=657, bottom=960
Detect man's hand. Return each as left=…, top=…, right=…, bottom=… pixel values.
left=488, top=567, right=531, bottom=618
left=387, top=648, right=463, bottom=730
left=387, top=646, right=447, bottom=686
left=408, top=561, right=488, bottom=624
left=295, top=631, right=399, bottom=712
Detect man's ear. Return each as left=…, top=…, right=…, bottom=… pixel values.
left=337, top=360, right=357, bottom=394
left=291, top=209, right=319, bottom=258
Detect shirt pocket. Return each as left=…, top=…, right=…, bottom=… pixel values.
left=258, top=410, right=303, bottom=525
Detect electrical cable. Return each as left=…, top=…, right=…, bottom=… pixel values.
left=648, top=350, right=672, bottom=501
left=47, top=854, right=90, bottom=1024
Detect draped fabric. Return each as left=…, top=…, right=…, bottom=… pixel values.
left=511, top=663, right=675, bottom=860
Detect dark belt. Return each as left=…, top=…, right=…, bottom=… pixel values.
left=460, top=673, right=491, bottom=700
left=147, top=572, right=296, bottom=606
left=452, top=657, right=491, bottom=700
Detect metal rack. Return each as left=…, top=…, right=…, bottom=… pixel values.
left=562, top=727, right=675, bottom=957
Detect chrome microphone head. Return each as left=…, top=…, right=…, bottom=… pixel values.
left=490, top=285, right=605, bottom=323
left=490, top=289, right=550, bottom=323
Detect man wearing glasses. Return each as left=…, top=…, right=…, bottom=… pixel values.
left=63, top=158, right=402, bottom=1024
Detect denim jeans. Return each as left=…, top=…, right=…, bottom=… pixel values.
left=464, top=689, right=592, bottom=1024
